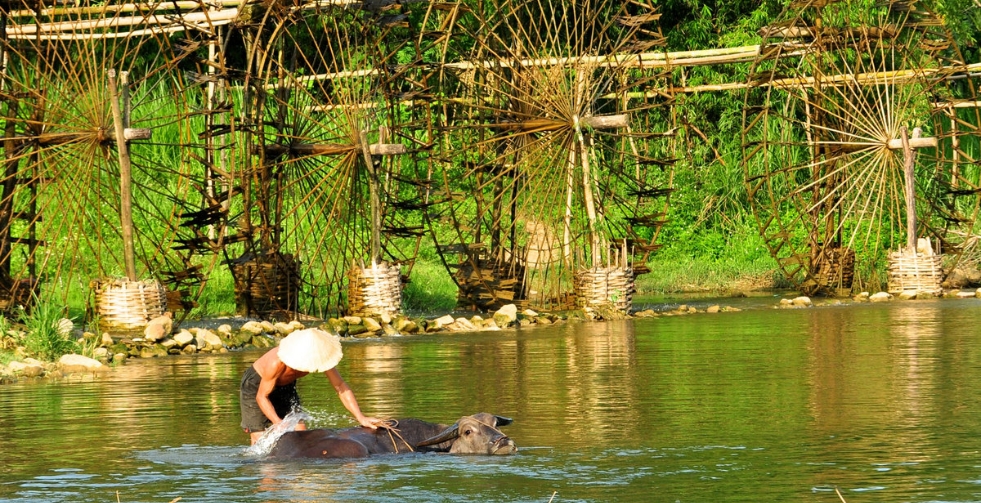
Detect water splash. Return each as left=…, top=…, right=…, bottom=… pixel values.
left=244, top=410, right=312, bottom=457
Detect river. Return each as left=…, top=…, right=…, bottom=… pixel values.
left=2, top=296, right=981, bottom=502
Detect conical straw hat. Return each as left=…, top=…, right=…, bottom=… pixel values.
left=277, top=328, right=343, bottom=372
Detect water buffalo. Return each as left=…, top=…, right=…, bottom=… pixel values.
left=268, top=412, right=517, bottom=459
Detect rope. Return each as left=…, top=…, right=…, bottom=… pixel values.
left=378, top=419, right=415, bottom=453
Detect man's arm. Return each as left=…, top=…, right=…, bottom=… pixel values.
left=256, top=365, right=286, bottom=425
left=325, top=368, right=381, bottom=429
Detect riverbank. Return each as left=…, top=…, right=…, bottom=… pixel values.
left=4, top=285, right=981, bottom=384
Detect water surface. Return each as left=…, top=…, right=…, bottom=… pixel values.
left=3, top=297, right=981, bottom=502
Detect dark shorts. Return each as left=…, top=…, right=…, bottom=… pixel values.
left=239, top=366, right=301, bottom=433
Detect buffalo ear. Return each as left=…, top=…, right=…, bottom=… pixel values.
left=494, top=415, right=513, bottom=427
left=416, top=423, right=459, bottom=448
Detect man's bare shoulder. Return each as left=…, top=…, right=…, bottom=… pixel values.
left=252, top=348, right=286, bottom=378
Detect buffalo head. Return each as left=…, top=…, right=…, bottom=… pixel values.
left=415, top=413, right=517, bottom=455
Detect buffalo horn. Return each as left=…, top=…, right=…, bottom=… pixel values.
left=416, top=423, right=459, bottom=447
left=494, top=415, right=513, bottom=427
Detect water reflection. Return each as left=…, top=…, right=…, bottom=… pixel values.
left=6, top=300, right=981, bottom=502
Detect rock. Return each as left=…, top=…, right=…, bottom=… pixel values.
left=482, top=319, right=501, bottom=331
left=792, top=296, right=812, bottom=307
left=522, top=308, right=539, bottom=317
left=58, top=354, right=107, bottom=373
left=779, top=298, right=794, bottom=307
left=289, top=320, right=306, bottom=331
left=869, top=292, right=892, bottom=302
left=706, top=305, right=721, bottom=313
left=140, top=345, right=169, bottom=358
left=977, top=287, right=981, bottom=298
left=634, top=309, right=658, bottom=318
left=363, top=317, right=383, bottom=332
left=181, top=344, right=197, bottom=354
left=143, top=313, right=173, bottom=342
left=240, top=321, right=265, bottom=335
left=394, top=317, right=412, bottom=332
left=251, top=335, right=273, bottom=348
left=327, top=318, right=349, bottom=336
left=343, top=316, right=363, bottom=325
left=917, top=291, right=938, bottom=299
left=100, top=332, right=114, bottom=347
left=259, top=321, right=276, bottom=333
left=348, top=324, right=368, bottom=336
left=400, top=320, right=419, bottom=334
left=454, top=317, right=477, bottom=331
left=435, top=314, right=455, bottom=326
left=382, top=324, right=400, bottom=336
left=853, top=292, right=870, bottom=302
left=161, top=338, right=179, bottom=350
left=56, top=318, right=74, bottom=337
left=195, top=329, right=223, bottom=351
left=113, top=353, right=128, bottom=362
left=896, top=290, right=917, bottom=300
left=536, top=316, right=553, bottom=325
left=273, top=322, right=295, bottom=336
left=173, top=330, right=194, bottom=347
left=494, top=304, right=518, bottom=327
left=217, top=324, right=233, bottom=336
left=379, top=312, right=393, bottom=325
left=8, top=360, right=44, bottom=377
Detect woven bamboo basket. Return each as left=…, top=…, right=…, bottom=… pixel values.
left=347, top=262, right=402, bottom=317
left=232, top=252, right=301, bottom=318
left=91, top=278, right=168, bottom=330
left=887, top=248, right=943, bottom=295
left=573, top=265, right=635, bottom=313
left=454, top=256, right=526, bottom=311
left=811, top=246, right=856, bottom=293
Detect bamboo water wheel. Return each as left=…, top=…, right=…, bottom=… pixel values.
left=741, top=0, right=981, bottom=296
left=0, top=1, right=196, bottom=321
left=204, top=1, right=438, bottom=319
left=430, top=0, right=674, bottom=312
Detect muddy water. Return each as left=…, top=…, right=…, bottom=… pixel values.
left=3, top=297, right=981, bottom=502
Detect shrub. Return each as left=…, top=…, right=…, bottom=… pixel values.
left=19, top=300, right=77, bottom=361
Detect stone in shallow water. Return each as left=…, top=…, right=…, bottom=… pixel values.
left=58, top=354, right=107, bottom=373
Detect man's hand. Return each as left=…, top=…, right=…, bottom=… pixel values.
left=359, top=416, right=384, bottom=430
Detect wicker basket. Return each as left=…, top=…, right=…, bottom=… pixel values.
left=887, top=248, right=943, bottom=295
left=454, top=255, right=526, bottom=311
left=574, top=265, right=635, bottom=313
left=91, top=278, right=168, bottom=330
left=811, top=246, right=856, bottom=292
left=232, top=252, right=301, bottom=318
left=348, top=262, right=402, bottom=317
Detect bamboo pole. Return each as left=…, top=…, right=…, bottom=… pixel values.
left=360, top=130, right=381, bottom=264
left=108, top=70, right=138, bottom=281
left=901, top=127, right=919, bottom=252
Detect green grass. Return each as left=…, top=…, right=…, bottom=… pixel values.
left=19, top=298, right=77, bottom=361
left=402, top=260, right=458, bottom=314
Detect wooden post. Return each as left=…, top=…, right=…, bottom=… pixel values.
left=108, top=69, right=137, bottom=281
left=360, top=130, right=382, bottom=264
left=901, top=126, right=918, bottom=253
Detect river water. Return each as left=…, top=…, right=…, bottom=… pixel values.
left=3, top=296, right=981, bottom=502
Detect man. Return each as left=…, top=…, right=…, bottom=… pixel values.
left=240, top=327, right=382, bottom=445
